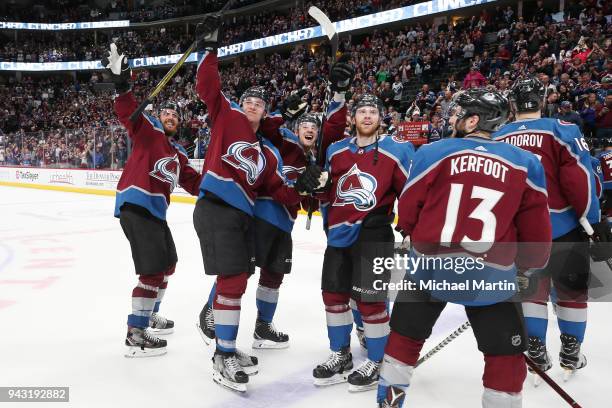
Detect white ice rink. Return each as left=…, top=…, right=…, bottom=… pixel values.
left=1, top=185, right=610, bottom=408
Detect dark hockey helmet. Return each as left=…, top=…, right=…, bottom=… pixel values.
left=295, top=112, right=321, bottom=129
left=351, top=93, right=384, bottom=117
left=509, top=76, right=545, bottom=112
left=159, top=101, right=181, bottom=120
left=451, top=88, right=509, bottom=133
left=239, top=86, right=269, bottom=110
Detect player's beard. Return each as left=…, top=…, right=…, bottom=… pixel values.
left=355, top=121, right=379, bottom=138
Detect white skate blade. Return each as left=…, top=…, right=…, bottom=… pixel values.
left=148, top=327, right=174, bottom=335
left=252, top=338, right=289, bottom=349
left=212, top=371, right=247, bottom=393
left=562, top=368, right=575, bottom=382
left=314, top=373, right=350, bottom=387
left=348, top=381, right=378, bottom=393
left=242, top=365, right=259, bottom=376
left=124, top=345, right=167, bottom=358
left=196, top=323, right=213, bottom=346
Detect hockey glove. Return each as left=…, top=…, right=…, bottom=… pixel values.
left=588, top=220, right=612, bottom=262
left=329, top=54, right=355, bottom=93
left=101, top=43, right=130, bottom=93
left=516, top=269, right=539, bottom=299
left=195, top=15, right=223, bottom=51
left=280, top=89, right=308, bottom=121
left=313, top=170, right=331, bottom=193
left=295, top=164, right=323, bottom=195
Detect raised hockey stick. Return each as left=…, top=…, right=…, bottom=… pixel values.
left=524, top=355, right=583, bottom=408
left=305, top=6, right=339, bottom=230
left=415, top=321, right=471, bottom=367
left=128, top=0, right=238, bottom=122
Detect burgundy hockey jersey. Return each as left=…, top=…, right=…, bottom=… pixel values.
left=321, top=134, right=415, bottom=247
left=398, top=137, right=551, bottom=270
left=255, top=96, right=348, bottom=232
left=195, top=51, right=301, bottom=214
left=114, top=91, right=202, bottom=220
left=493, top=118, right=600, bottom=239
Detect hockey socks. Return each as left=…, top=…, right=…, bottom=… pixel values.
left=152, top=264, right=175, bottom=313
left=128, top=274, right=164, bottom=328
left=323, top=292, right=352, bottom=351
left=522, top=301, right=548, bottom=343
left=556, top=301, right=587, bottom=343
left=357, top=300, right=390, bottom=362
left=214, top=273, right=248, bottom=353
left=377, top=332, right=422, bottom=406
left=255, top=269, right=284, bottom=322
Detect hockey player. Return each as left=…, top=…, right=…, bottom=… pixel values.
left=312, top=93, right=414, bottom=392
left=378, top=89, right=552, bottom=408
left=191, top=18, right=323, bottom=392
left=197, top=57, right=354, bottom=349
left=597, top=139, right=612, bottom=222
left=493, top=76, right=610, bottom=379
left=102, top=44, right=203, bottom=357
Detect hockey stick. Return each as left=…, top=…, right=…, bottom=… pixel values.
left=524, top=355, right=583, bottom=408
left=415, top=321, right=471, bottom=367
left=128, top=0, right=238, bottom=123
left=305, top=6, right=339, bottom=230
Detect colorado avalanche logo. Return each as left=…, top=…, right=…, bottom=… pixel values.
left=333, top=164, right=377, bottom=211
left=282, top=165, right=305, bottom=182
left=222, top=141, right=266, bottom=185
left=149, top=154, right=180, bottom=192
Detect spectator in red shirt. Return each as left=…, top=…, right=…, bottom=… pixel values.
left=463, top=65, right=487, bottom=89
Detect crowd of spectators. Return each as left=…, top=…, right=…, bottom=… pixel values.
left=1, top=0, right=423, bottom=63
left=0, top=0, right=610, bottom=169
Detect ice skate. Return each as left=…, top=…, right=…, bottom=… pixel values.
left=252, top=319, right=289, bottom=349
left=125, top=327, right=167, bottom=358
left=212, top=350, right=249, bottom=393
left=526, top=336, right=552, bottom=386
left=348, top=359, right=380, bottom=392
left=313, top=346, right=353, bottom=386
left=196, top=303, right=215, bottom=345
left=236, top=348, right=259, bottom=375
left=149, top=312, right=174, bottom=335
left=559, top=334, right=587, bottom=381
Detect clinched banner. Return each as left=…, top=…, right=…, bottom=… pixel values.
left=0, top=0, right=497, bottom=71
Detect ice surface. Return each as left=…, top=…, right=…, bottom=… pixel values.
left=0, top=186, right=609, bottom=407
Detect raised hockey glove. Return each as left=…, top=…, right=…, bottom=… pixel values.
left=588, top=220, right=612, bottom=262
left=101, top=43, right=130, bottom=93
left=280, top=89, right=308, bottom=121
left=329, top=54, right=355, bottom=93
left=295, top=164, right=323, bottom=195
left=195, top=15, right=223, bottom=51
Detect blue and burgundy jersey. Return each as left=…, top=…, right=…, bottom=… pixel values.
left=398, top=136, right=551, bottom=275
left=598, top=150, right=612, bottom=191
left=321, top=134, right=414, bottom=247
left=113, top=91, right=202, bottom=220
left=195, top=51, right=301, bottom=215
left=493, top=118, right=600, bottom=238
left=254, top=94, right=348, bottom=233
